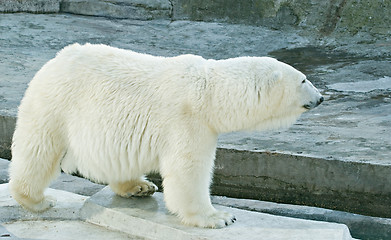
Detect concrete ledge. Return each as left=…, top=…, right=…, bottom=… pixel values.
left=81, top=186, right=355, bottom=240
left=0, top=183, right=143, bottom=239
left=0, top=184, right=86, bottom=222
left=3, top=177, right=391, bottom=239
left=211, top=196, right=391, bottom=240
left=148, top=148, right=391, bottom=219
left=1, top=220, right=143, bottom=240
left=0, top=184, right=356, bottom=240
left=212, top=148, right=391, bottom=218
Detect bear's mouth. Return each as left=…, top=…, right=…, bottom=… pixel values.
left=303, top=97, right=324, bottom=110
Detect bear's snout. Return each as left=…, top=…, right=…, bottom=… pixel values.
left=303, top=96, right=324, bottom=110
left=318, top=96, right=324, bottom=105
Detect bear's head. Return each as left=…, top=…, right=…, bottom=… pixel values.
left=250, top=57, right=324, bottom=131
left=202, top=57, right=323, bottom=133
left=271, top=59, right=323, bottom=111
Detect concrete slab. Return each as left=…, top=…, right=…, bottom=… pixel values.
left=2, top=158, right=390, bottom=239
left=0, top=159, right=376, bottom=239
left=0, top=184, right=142, bottom=239
left=210, top=149, right=391, bottom=218
left=0, top=184, right=356, bottom=240
left=211, top=196, right=391, bottom=240
left=1, top=220, right=143, bottom=240
left=50, top=173, right=105, bottom=197
left=81, top=186, right=355, bottom=240
left=0, top=184, right=86, bottom=222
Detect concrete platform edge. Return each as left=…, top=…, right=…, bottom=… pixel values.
left=1, top=184, right=357, bottom=240
left=81, top=200, right=202, bottom=240
left=79, top=186, right=356, bottom=240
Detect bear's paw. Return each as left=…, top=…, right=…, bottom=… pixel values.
left=110, top=179, right=158, bottom=198
left=21, top=195, right=56, bottom=212
left=182, top=210, right=236, bottom=228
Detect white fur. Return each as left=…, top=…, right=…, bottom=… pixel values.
left=9, top=43, right=322, bottom=228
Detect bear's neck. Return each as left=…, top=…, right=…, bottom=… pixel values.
left=200, top=60, right=261, bottom=134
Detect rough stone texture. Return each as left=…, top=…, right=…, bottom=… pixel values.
left=0, top=0, right=172, bottom=20
left=171, top=0, right=302, bottom=27
left=336, top=0, right=391, bottom=36
left=171, top=0, right=391, bottom=38
left=60, top=0, right=172, bottom=20
left=0, top=116, right=14, bottom=160
left=0, top=0, right=61, bottom=13
left=1, top=0, right=391, bottom=39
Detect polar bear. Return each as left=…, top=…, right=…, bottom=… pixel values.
left=9, top=43, right=323, bottom=228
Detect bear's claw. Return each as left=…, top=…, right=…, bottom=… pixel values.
left=110, top=179, right=158, bottom=198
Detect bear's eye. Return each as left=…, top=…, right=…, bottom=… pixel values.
left=301, top=79, right=306, bottom=84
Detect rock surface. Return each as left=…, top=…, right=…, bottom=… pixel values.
left=0, top=183, right=357, bottom=240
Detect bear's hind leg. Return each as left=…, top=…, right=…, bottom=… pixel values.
left=109, top=177, right=158, bottom=198
left=9, top=125, right=64, bottom=212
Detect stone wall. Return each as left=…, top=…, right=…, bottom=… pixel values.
left=0, top=116, right=14, bottom=160
left=0, top=0, right=61, bottom=13
left=172, top=0, right=391, bottom=36
left=1, top=0, right=390, bottom=37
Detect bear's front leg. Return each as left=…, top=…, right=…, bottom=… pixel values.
left=161, top=155, right=236, bottom=228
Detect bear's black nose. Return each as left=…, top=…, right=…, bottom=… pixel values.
left=313, top=96, right=324, bottom=108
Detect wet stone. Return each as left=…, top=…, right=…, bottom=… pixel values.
left=327, top=76, right=391, bottom=93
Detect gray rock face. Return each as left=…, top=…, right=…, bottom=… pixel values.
left=171, top=0, right=391, bottom=37
left=60, top=0, right=172, bottom=20
left=0, top=0, right=61, bottom=13
left=1, top=0, right=391, bottom=40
